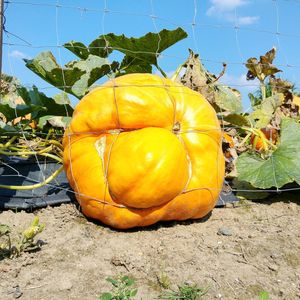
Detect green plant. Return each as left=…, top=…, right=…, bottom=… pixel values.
left=157, top=272, right=171, bottom=290
left=2, top=24, right=300, bottom=200
left=25, top=28, right=187, bottom=99
left=158, top=282, right=209, bottom=300
left=215, top=47, right=300, bottom=192
left=100, top=276, right=138, bottom=300
left=0, top=74, right=71, bottom=191
left=0, top=216, right=45, bottom=259
left=258, top=290, right=270, bottom=300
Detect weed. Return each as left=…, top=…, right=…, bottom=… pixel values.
left=157, top=272, right=171, bottom=290
left=100, top=275, right=138, bottom=300
left=158, top=282, right=209, bottom=300
left=0, top=216, right=45, bottom=259
left=156, top=262, right=171, bottom=290
left=258, top=290, right=269, bottom=300
left=235, top=197, right=253, bottom=212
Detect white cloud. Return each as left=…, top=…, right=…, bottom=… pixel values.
left=236, top=16, right=259, bottom=25
left=9, top=50, right=30, bottom=60
left=207, top=0, right=259, bottom=26
left=207, top=0, right=249, bottom=16
left=226, top=15, right=260, bottom=25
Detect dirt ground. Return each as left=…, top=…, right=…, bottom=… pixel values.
left=0, top=195, right=300, bottom=300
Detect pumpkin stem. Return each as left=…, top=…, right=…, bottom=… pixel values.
left=172, top=121, right=181, bottom=133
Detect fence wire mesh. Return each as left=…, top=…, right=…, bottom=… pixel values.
left=1, top=0, right=300, bottom=214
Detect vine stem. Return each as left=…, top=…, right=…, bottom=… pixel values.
left=239, top=132, right=252, bottom=147
left=0, top=149, right=62, bottom=162
left=170, top=63, right=184, bottom=82
left=0, top=136, right=18, bottom=148
left=45, top=128, right=54, bottom=141
left=156, top=64, right=167, bottom=78
left=46, top=140, right=64, bottom=150
left=5, top=136, right=18, bottom=148
left=0, top=165, right=64, bottom=190
left=260, top=80, right=266, bottom=101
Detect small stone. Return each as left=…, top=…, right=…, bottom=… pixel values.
left=268, top=263, right=278, bottom=272
left=217, top=227, right=233, bottom=236
left=270, top=252, right=281, bottom=259
left=7, top=285, right=23, bottom=299
left=58, top=280, right=73, bottom=291
left=14, top=286, right=23, bottom=299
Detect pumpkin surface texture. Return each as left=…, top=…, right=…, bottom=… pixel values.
left=63, top=73, right=225, bottom=229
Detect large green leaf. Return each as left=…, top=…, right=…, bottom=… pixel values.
left=24, top=52, right=84, bottom=97
left=25, top=52, right=114, bottom=98
left=236, top=118, right=300, bottom=189
left=37, top=28, right=186, bottom=91
left=66, top=55, right=118, bottom=97
left=101, top=28, right=187, bottom=67
left=17, top=87, right=74, bottom=118
left=64, top=27, right=187, bottom=68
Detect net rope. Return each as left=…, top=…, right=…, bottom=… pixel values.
left=1, top=0, right=300, bottom=214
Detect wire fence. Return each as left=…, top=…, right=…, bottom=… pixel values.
left=1, top=0, right=300, bottom=219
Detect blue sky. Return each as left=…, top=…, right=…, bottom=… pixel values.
left=3, top=0, right=300, bottom=110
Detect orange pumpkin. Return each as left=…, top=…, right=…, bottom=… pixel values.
left=250, top=127, right=278, bottom=151
left=63, top=74, right=224, bottom=229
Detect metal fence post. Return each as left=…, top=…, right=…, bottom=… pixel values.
left=0, top=0, right=4, bottom=77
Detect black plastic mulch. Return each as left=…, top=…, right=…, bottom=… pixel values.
left=0, top=157, right=237, bottom=211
